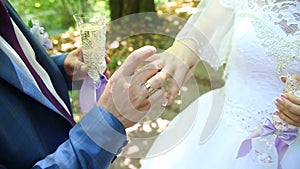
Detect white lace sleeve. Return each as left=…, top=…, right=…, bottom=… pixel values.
left=175, top=0, right=243, bottom=144
left=219, top=0, right=241, bottom=8
left=176, top=0, right=241, bottom=70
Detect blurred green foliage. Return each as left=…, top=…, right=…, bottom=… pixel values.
left=10, top=0, right=110, bottom=35
left=10, top=0, right=174, bottom=36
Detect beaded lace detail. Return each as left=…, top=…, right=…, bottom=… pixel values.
left=251, top=16, right=300, bottom=74
left=223, top=98, right=274, bottom=134
left=247, top=0, right=300, bottom=74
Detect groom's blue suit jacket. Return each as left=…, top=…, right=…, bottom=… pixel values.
left=0, top=0, right=127, bottom=168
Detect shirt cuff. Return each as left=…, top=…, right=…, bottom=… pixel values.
left=78, top=106, right=128, bottom=155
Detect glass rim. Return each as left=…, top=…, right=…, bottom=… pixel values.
left=73, top=12, right=107, bottom=19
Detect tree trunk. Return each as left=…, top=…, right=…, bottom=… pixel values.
left=109, top=0, right=123, bottom=21
left=109, top=0, right=156, bottom=20
left=139, top=0, right=156, bottom=13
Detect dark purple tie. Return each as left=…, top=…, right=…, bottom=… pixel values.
left=0, top=1, right=76, bottom=125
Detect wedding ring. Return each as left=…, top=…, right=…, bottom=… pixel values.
left=143, top=82, right=155, bottom=94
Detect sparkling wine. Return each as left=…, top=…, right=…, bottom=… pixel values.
left=80, top=23, right=106, bottom=82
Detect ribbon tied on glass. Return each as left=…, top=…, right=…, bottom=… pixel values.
left=73, top=13, right=108, bottom=113
left=237, top=73, right=300, bottom=169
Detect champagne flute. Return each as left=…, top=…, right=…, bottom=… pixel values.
left=73, top=13, right=106, bottom=82
left=238, top=70, right=300, bottom=167
left=272, top=71, right=300, bottom=130
left=253, top=71, right=300, bottom=166
left=73, top=13, right=107, bottom=114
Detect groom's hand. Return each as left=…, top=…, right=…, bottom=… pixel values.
left=64, top=47, right=111, bottom=80
left=98, top=46, right=165, bottom=128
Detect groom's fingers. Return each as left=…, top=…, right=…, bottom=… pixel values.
left=122, top=46, right=156, bottom=76
left=130, top=68, right=159, bottom=99
left=165, top=78, right=180, bottom=106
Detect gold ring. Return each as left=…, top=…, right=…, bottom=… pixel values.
left=144, top=82, right=155, bottom=94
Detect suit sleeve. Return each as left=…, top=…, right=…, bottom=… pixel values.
left=51, top=54, right=83, bottom=90
left=50, top=54, right=77, bottom=90
left=33, top=106, right=128, bottom=169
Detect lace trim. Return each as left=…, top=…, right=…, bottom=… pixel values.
left=248, top=0, right=300, bottom=36
left=223, top=97, right=274, bottom=133
left=239, top=13, right=300, bottom=74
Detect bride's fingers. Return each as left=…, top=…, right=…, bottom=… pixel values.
left=146, top=71, right=168, bottom=91
left=293, top=74, right=300, bottom=81
left=172, top=64, right=189, bottom=88
left=280, top=76, right=287, bottom=83
left=164, top=65, right=190, bottom=106
left=275, top=96, right=300, bottom=126
left=165, top=78, right=180, bottom=106
left=281, top=75, right=300, bottom=85
left=279, top=94, right=300, bottom=115
left=277, top=110, right=300, bottom=127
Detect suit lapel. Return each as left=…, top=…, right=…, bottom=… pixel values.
left=3, top=0, right=72, bottom=112
left=0, top=48, right=62, bottom=114
left=0, top=49, right=22, bottom=91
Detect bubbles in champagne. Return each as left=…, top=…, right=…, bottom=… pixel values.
left=80, top=23, right=106, bottom=82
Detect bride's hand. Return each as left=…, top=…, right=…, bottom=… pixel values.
left=146, top=40, right=200, bottom=106
left=275, top=75, right=300, bottom=127
left=275, top=93, right=300, bottom=127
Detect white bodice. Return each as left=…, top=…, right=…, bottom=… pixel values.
left=222, top=0, right=300, bottom=133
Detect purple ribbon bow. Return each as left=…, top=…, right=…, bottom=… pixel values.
left=79, top=73, right=108, bottom=113
left=236, top=118, right=298, bottom=169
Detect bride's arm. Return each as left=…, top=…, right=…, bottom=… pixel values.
left=147, top=0, right=236, bottom=105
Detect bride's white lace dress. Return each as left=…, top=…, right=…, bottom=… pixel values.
left=141, top=0, right=300, bottom=169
